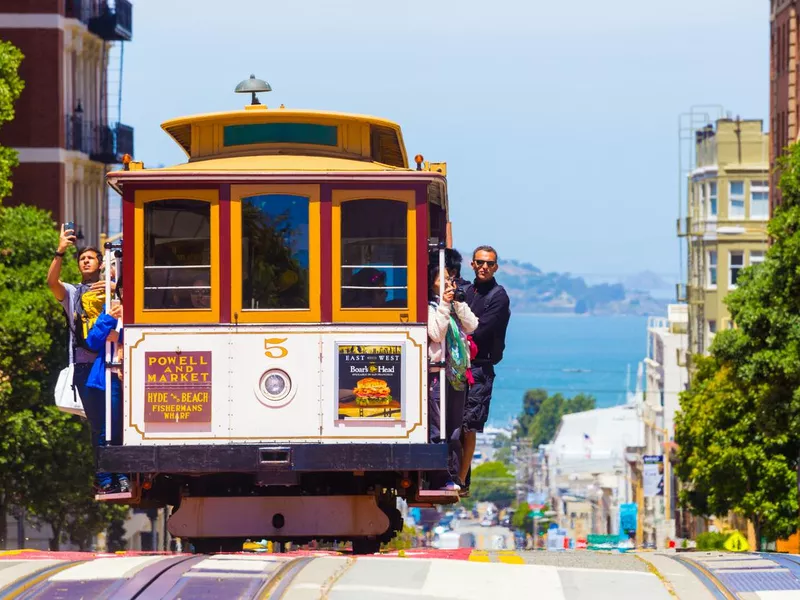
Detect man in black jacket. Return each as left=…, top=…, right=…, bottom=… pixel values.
left=459, top=245, right=511, bottom=491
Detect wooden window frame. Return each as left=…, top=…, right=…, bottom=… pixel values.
left=230, top=184, right=321, bottom=323
left=332, top=189, right=417, bottom=323
left=134, top=189, right=220, bottom=324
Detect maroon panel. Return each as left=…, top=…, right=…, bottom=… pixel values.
left=1, top=0, right=62, bottom=12
left=320, top=184, right=333, bottom=322
left=122, top=185, right=135, bottom=324
left=4, top=162, right=63, bottom=220
left=218, top=184, right=231, bottom=323
left=0, top=28, right=62, bottom=149
left=415, top=184, right=429, bottom=324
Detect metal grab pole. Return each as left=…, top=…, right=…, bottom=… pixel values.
left=438, top=248, right=446, bottom=442
left=104, top=247, right=113, bottom=444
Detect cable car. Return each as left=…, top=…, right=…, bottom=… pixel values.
left=97, top=77, right=457, bottom=553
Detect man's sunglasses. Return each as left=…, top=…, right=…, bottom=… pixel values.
left=474, top=260, right=497, bottom=267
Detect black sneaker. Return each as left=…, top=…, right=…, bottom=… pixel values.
left=116, top=476, right=131, bottom=493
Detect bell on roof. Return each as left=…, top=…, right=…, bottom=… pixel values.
left=235, top=74, right=272, bottom=106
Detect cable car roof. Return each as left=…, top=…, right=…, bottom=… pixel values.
left=157, top=106, right=409, bottom=168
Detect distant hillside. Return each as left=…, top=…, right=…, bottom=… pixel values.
left=499, top=260, right=668, bottom=316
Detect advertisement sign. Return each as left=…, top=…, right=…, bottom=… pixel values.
left=337, top=344, right=403, bottom=420
left=643, top=454, right=665, bottom=497
left=144, top=351, right=212, bottom=426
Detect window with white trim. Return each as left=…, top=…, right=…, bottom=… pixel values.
left=750, top=250, right=765, bottom=266
left=708, top=320, right=717, bottom=334
left=707, top=250, right=717, bottom=288
left=729, top=181, right=745, bottom=219
left=729, top=251, right=744, bottom=287
left=709, top=181, right=718, bottom=218
left=750, top=181, right=769, bottom=220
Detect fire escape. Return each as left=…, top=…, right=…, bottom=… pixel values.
left=65, top=0, right=134, bottom=164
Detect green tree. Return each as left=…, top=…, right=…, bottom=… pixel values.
left=515, top=389, right=547, bottom=439
left=0, top=205, right=119, bottom=550
left=527, top=392, right=596, bottom=448
left=697, top=142, right=800, bottom=541
left=0, top=41, right=24, bottom=201
left=512, top=501, right=531, bottom=531
left=470, top=461, right=515, bottom=508
left=675, top=358, right=798, bottom=548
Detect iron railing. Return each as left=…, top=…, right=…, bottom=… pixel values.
left=65, top=115, right=134, bottom=164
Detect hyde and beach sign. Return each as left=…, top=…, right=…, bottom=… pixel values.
left=144, top=351, right=212, bottom=425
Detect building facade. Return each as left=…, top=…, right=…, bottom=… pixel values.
left=770, top=0, right=797, bottom=212
left=0, top=0, right=133, bottom=245
left=682, top=118, right=769, bottom=358
left=643, top=304, right=688, bottom=543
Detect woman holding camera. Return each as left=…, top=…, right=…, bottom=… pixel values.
left=427, top=264, right=478, bottom=492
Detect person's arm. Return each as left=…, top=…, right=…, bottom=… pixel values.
left=47, top=224, right=75, bottom=302
left=428, top=301, right=451, bottom=343
left=453, top=301, right=479, bottom=334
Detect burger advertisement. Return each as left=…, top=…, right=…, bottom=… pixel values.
left=337, top=344, right=403, bottom=420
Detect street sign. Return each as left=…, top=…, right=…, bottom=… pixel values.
left=724, top=531, right=750, bottom=552
left=643, top=455, right=665, bottom=497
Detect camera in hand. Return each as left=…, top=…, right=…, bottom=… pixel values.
left=454, top=287, right=467, bottom=302
left=64, top=221, right=75, bottom=233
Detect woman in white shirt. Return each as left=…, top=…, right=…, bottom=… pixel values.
left=428, top=263, right=478, bottom=491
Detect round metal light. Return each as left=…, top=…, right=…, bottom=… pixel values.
left=235, top=74, right=272, bottom=105
left=260, top=369, right=291, bottom=402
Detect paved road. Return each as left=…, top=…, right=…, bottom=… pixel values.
left=5, top=548, right=800, bottom=598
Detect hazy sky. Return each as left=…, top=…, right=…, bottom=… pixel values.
left=123, top=0, right=768, bottom=281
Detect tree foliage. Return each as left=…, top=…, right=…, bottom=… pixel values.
left=675, top=358, right=798, bottom=546
left=0, top=41, right=24, bottom=200
left=675, top=142, right=800, bottom=546
left=469, top=461, right=515, bottom=508
left=0, top=205, right=117, bottom=550
left=525, top=391, right=596, bottom=448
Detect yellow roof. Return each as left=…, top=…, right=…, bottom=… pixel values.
left=132, top=154, right=409, bottom=172
left=162, top=107, right=403, bottom=131
left=161, top=106, right=407, bottom=167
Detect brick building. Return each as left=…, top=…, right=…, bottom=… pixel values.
left=770, top=0, right=797, bottom=213
left=0, top=0, right=133, bottom=245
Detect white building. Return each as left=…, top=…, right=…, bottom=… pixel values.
left=644, top=305, right=689, bottom=440
left=544, top=404, right=646, bottom=541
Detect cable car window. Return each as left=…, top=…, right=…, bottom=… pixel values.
left=144, top=199, right=211, bottom=310
left=242, top=194, right=310, bottom=310
left=341, top=199, right=407, bottom=309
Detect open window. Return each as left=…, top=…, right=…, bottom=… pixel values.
left=134, top=189, right=219, bottom=323
left=333, top=190, right=417, bottom=322
left=231, top=185, right=321, bottom=322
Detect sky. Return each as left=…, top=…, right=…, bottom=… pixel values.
left=122, top=0, right=768, bottom=283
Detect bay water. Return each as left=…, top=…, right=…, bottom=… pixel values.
left=487, top=314, right=650, bottom=427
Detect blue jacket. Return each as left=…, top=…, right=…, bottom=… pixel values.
left=85, top=312, right=119, bottom=391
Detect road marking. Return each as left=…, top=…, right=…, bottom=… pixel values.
left=495, top=551, right=525, bottom=565
left=468, top=550, right=491, bottom=563
left=633, top=555, right=679, bottom=598
left=0, top=550, right=37, bottom=557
